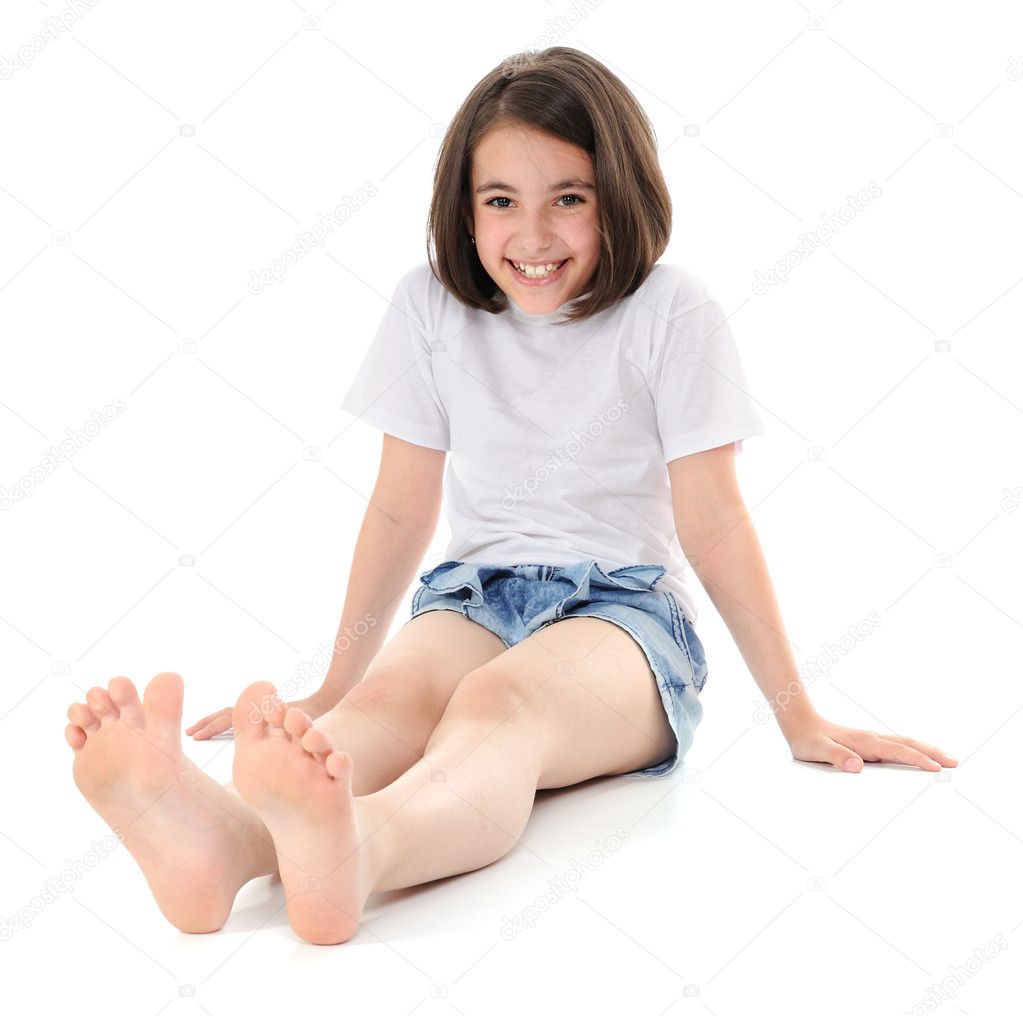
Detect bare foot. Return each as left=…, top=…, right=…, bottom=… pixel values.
left=230, top=680, right=378, bottom=945
left=65, top=672, right=278, bottom=933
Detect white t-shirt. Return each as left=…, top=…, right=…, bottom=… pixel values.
left=340, top=260, right=766, bottom=627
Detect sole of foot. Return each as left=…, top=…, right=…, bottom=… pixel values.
left=230, top=681, right=375, bottom=945
left=66, top=672, right=276, bottom=933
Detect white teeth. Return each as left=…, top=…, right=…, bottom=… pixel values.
left=512, top=260, right=564, bottom=278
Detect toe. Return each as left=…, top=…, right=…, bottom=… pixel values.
left=324, top=750, right=353, bottom=783
left=283, top=707, right=312, bottom=738
left=86, top=686, right=119, bottom=722
left=141, top=672, right=184, bottom=740
left=233, top=681, right=280, bottom=742
left=262, top=686, right=288, bottom=736
left=67, top=702, right=100, bottom=735
left=65, top=724, right=87, bottom=751
left=301, top=726, right=333, bottom=757
left=108, top=677, right=144, bottom=725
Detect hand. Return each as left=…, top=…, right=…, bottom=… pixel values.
left=186, top=689, right=338, bottom=740
left=784, top=716, right=958, bottom=773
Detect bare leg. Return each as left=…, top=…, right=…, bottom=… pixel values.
left=64, top=615, right=508, bottom=933
left=218, top=684, right=426, bottom=826
left=228, top=608, right=510, bottom=799
left=362, top=685, right=544, bottom=892
left=231, top=676, right=545, bottom=944
left=64, top=672, right=438, bottom=932
left=231, top=616, right=675, bottom=946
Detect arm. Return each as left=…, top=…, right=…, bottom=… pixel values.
left=186, top=432, right=444, bottom=738
left=668, top=444, right=816, bottom=735
left=668, top=443, right=958, bottom=772
left=320, top=433, right=446, bottom=701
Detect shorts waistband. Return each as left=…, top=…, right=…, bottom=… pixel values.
left=421, top=560, right=668, bottom=592
left=506, top=563, right=563, bottom=580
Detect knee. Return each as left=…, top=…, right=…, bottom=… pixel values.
left=340, top=661, right=442, bottom=721
left=342, top=669, right=405, bottom=718
left=443, top=665, right=536, bottom=724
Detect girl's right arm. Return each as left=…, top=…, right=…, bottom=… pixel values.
left=320, top=433, right=447, bottom=700
left=186, top=434, right=446, bottom=739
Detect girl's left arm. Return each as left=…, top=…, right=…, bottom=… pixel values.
left=668, top=446, right=959, bottom=774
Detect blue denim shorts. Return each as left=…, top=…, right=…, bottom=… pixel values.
left=408, top=558, right=708, bottom=778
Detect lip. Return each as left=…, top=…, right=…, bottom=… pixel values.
left=506, top=257, right=571, bottom=287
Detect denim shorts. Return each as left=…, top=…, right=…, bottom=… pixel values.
left=407, top=558, right=708, bottom=778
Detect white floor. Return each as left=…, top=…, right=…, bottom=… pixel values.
left=7, top=657, right=1013, bottom=1016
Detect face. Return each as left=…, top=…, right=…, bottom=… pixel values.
left=467, top=123, right=601, bottom=314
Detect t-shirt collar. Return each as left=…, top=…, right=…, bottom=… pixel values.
left=501, top=292, right=585, bottom=327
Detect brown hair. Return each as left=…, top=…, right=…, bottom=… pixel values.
left=427, top=47, right=672, bottom=325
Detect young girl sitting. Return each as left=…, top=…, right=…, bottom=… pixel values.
left=65, top=46, right=957, bottom=947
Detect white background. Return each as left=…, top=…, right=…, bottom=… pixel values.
left=1, top=1, right=1019, bottom=1013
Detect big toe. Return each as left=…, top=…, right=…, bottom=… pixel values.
left=141, top=672, right=184, bottom=740
left=233, top=681, right=282, bottom=743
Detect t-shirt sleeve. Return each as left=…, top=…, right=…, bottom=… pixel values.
left=649, top=278, right=766, bottom=462
left=339, top=267, right=450, bottom=451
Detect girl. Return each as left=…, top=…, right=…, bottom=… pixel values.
left=65, top=47, right=957, bottom=946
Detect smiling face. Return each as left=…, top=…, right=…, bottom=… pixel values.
left=466, top=123, right=601, bottom=314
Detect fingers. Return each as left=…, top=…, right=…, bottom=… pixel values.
left=839, top=728, right=956, bottom=772
left=811, top=737, right=863, bottom=772
left=801, top=726, right=958, bottom=773
left=849, top=736, right=940, bottom=771
left=187, top=708, right=233, bottom=740
left=191, top=721, right=232, bottom=740
left=835, top=752, right=862, bottom=772
left=824, top=736, right=938, bottom=772
left=870, top=740, right=943, bottom=771
left=185, top=712, right=217, bottom=734
left=186, top=708, right=231, bottom=734
left=878, top=733, right=958, bottom=767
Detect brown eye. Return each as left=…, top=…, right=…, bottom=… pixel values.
left=483, top=194, right=585, bottom=208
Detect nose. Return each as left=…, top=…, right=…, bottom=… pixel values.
left=516, top=208, right=557, bottom=255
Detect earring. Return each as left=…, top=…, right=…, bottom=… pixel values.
left=471, top=236, right=476, bottom=245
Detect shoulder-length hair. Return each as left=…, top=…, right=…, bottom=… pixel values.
left=427, top=47, right=672, bottom=326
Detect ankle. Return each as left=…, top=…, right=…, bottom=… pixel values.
left=222, top=782, right=278, bottom=879
left=246, top=835, right=279, bottom=881
left=354, top=796, right=393, bottom=894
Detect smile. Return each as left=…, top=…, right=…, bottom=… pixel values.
left=506, top=258, right=571, bottom=286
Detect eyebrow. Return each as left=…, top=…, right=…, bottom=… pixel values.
left=474, top=178, right=596, bottom=195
